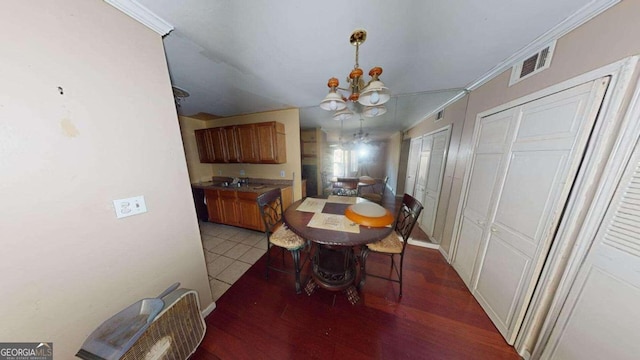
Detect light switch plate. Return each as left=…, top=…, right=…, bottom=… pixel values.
left=280, top=170, right=285, bottom=177
left=113, top=195, right=147, bottom=219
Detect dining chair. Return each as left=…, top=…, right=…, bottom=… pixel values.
left=359, top=193, right=423, bottom=298
left=332, top=177, right=359, bottom=196
left=256, top=188, right=308, bottom=294
left=358, top=176, right=389, bottom=204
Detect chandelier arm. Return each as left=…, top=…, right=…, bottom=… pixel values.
left=354, top=42, right=360, bottom=69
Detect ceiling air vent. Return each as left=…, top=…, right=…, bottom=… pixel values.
left=509, top=40, right=556, bottom=86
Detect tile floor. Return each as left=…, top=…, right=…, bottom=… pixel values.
left=198, top=221, right=267, bottom=301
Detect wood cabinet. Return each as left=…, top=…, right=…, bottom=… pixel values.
left=300, top=128, right=325, bottom=197
left=209, top=127, right=227, bottom=163
left=236, top=191, right=262, bottom=230
left=224, top=126, right=240, bottom=163
left=218, top=190, right=241, bottom=227
left=236, top=124, right=259, bottom=163
left=256, top=121, right=286, bottom=163
left=203, top=186, right=293, bottom=232
left=195, top=121, right=286, bottom=164
left=204, top=189, right=223, bottom=223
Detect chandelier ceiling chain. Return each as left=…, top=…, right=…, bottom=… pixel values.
left=320, top=29, right=391, bottom=121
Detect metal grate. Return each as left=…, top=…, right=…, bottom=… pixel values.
left=520, top=53, right=539, bottom=78
left=121, top=291, right=205, bottom=360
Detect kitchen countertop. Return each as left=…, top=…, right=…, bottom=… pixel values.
left=191, top=181, right=290, bottom=195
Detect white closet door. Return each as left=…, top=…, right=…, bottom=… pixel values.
left=404, top=137, right=422, bottom=196
left=419, top=128, right=450, bottom=238
left=453, top=109, right=517, bottom=286
left=473, top=80, right=609, bottom=343
left=413, top=136, right=432, bottom=209
left=453, top=78, right=609, bottom=342
left=542, top=134, right=640, bottom=359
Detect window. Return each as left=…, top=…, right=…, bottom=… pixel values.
left=332, top=148, right=359, bottom=177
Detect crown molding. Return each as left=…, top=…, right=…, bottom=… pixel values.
left=466, top=0, right=620, bottom=91
left=104, top=0, right=174, bottom=36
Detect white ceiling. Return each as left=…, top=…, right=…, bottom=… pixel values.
left=131, top=0, right=604, bottom=141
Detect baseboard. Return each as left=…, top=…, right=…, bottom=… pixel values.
left=408, top=237, right=440, bottom=250
left=438, top=246, right=450, bottom=262
left=201, top=301, right=216, bottom=318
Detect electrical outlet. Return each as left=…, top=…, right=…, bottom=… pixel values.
left=217, top=170, right=222, bottom=175
left=240, top=169, right=245, bottom=176
left=113, top=195, right=147, bottom=219
left=280, top=170, right=285, bottom=177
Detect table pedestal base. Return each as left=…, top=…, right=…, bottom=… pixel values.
left=305, top=244, right=360, bottom=305
left=304, top=278, right=360, bottom=305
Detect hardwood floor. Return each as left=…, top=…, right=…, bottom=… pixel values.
left=192, top=194, right=521, bottom=360
left=192, top=247, right=519, bottom=359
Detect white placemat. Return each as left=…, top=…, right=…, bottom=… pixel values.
left=296, top=198, right=327, bottom=213
left=307, top=213, right=360, bottom=233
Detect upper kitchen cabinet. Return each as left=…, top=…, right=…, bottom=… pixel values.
left=256, top=121, right=286, bottom=163
left=195, top=121, right=287, bottom=164
left=224, top=126, right=240, bottom=163
left=236, top=124, right=259, bottom=163
left=209, top=127, right=228, bottom=163
left=195, top=128, right=225, bottom=163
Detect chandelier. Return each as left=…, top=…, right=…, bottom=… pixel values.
left=353, top=118, right=370, bottom=144
left=320, top=29, right=390, bottom=120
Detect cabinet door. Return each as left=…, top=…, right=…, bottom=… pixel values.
left=224, top=126, right=240, bottom=163
left=204, top=190, right=223, bottom=223
left=219, top=191, right=240, bottom=226
left=256, top=122, right=286, bottom=163
left=237, top=192, right=262, bottom=231
left=208, top=128, right=227, bottom=163
left=236, top=124, right=258, bottom=163
left=194, top=129, right=212, bottom=163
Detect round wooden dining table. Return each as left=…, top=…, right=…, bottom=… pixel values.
left=283, top=198, right=394, bottom=304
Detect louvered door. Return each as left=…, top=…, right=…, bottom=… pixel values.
left=542, top=137, right=640, bottom=360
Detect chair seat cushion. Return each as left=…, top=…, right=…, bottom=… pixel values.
left=366, top=232, right=403, bottom=254
left=270, top=224, right=306, bottom=250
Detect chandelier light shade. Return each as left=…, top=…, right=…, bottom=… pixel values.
left=320, top=29, right=390, bottom=117
left=320, top=80, right=347, bottom=111
left=362, top=105, right=387, bottom=117
left=358, top=67, right=391, bottom=106
left=333, top=107, right=354, bottom=121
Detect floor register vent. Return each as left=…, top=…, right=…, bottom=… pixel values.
left=509, top=40, right=556, bottom=86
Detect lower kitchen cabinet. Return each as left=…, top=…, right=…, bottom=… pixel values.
left=204, top=189, right=223, bottom=223
left=203, top=186, right=292, bottom=232
left=237, top=192, right=262, bottom=230
left=218, top=190, right=241, bottom=227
